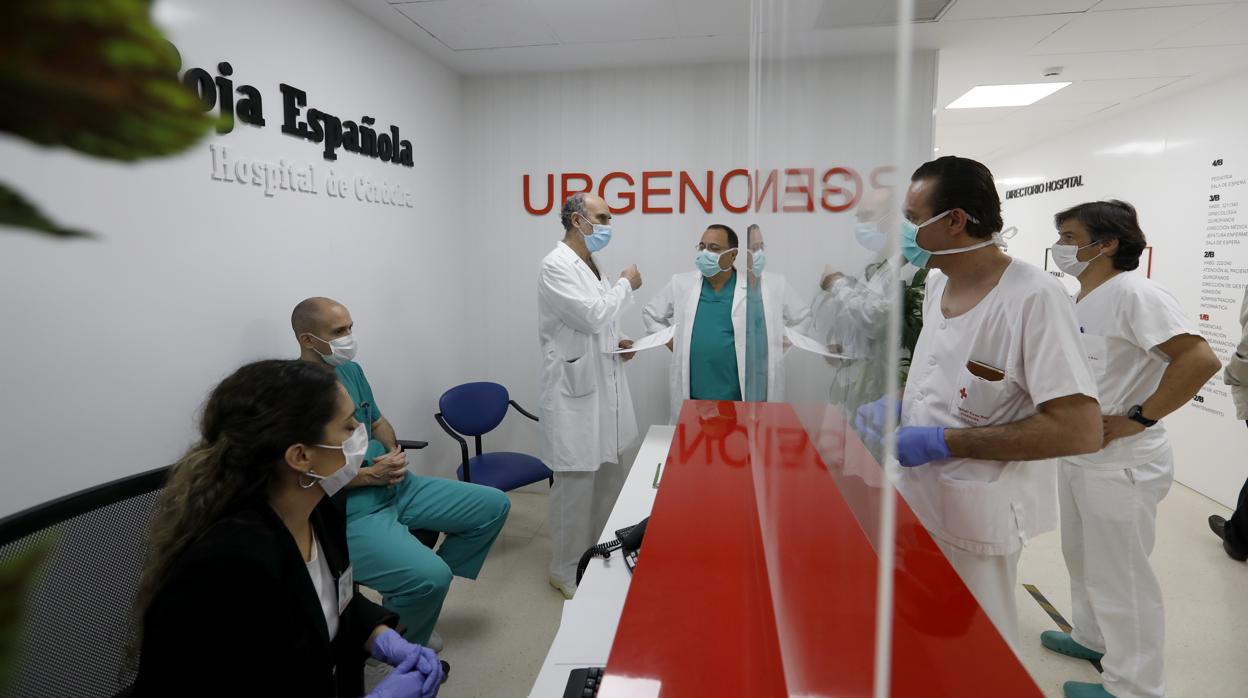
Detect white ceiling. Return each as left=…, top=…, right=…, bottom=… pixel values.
left=345, top=0, right=1248, bottom=161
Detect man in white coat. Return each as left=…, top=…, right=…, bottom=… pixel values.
left=642, top=223, right=809, bottom=423
left=537, top=193, right=642, bottom=599
left=891, top=156, right=1102, bottom=651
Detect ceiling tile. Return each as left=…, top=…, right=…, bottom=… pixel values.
left=674, top=0, right=751, bottom=37
left=393, top=0, right=557, bottom=50
left=942, top=0, right=1098, bottom=21
left=1092, top=0, right=1248, bottom=10
left=1034, top=76, right=1184, bottom=105
left=534, top=0, right=681, bottom=43
left=938, top=106, right=1023, bottom=124
left=1158, top=4, right=1248, bottom=48
left=1029, top=4, right=1225, bottom=53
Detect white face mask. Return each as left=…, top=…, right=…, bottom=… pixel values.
left=302, top=422, right=367, bottom=496
left=309, top=333, right=357, bottom=367
left=1050, top=241, right=1103, bottom=277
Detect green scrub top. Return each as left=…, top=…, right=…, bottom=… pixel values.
left=335, top=361, right=394, bottom=515
left=689, top=271, right=742, bottom=401
left=744, top=283, right=768, bottom=402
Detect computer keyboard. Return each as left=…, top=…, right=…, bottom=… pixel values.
left=563, top=666, right=605, bottom=698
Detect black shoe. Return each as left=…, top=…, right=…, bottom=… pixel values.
left=1211, top=514, right=1248, bottom=561
left=1210, top=514, right=1227, bottom=539
left=440, top=660, right=450, bottom=684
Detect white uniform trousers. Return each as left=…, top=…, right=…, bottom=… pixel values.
left=1060, top=450, right=1173, bottom=698
left=548, top=462, right=626, bottom=589
left=937, top=539, right=1022, bottom=652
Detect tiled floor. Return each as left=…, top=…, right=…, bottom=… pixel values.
left=1017, top=481, right=1247, bottom=698
left=385, top=482, right=1244, bottom=697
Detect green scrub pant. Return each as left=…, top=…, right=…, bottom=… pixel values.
left=345, top=472, right=511, bottom=644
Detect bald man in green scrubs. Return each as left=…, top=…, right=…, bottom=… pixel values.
left=292, top=297, right=510, bottom=650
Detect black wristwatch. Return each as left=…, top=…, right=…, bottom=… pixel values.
left=1127, top=405, right=1158, bottom=428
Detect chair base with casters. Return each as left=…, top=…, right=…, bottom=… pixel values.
left=435, top=382, right=554, bottom=492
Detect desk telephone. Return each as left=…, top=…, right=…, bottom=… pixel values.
left=574, top=517, right=648, bottom=585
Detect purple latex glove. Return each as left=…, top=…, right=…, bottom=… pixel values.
left=855, top=395, right=901, bottom=442
left=896, top=426, right=950, bottom=467
left=371, top=629, right=442, bottom=697
left=368, top=651, right=441, bottom=698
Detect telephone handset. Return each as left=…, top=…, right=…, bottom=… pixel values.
left=575, top=517, right=649, bottom=584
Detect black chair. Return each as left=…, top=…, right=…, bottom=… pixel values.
left=0, top=466, right=169, bottom=698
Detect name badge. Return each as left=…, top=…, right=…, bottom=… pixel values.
left=337, top=565, right=354, bottom=615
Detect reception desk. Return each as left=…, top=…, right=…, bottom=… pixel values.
left=534, top=401, right=1043, bottom=697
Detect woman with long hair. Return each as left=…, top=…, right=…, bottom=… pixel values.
left=131, top=359, right=442, bottom=697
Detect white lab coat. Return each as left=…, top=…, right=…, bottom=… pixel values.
left=642, top=269, right=810, bottom=422
left=1223, top=283, right=1248, bottom=419
left=1058, top=272, right=1193, bottom=698
left=536, top=242, right=639, bottom=473
left=811, top=257, right=913, bottom=412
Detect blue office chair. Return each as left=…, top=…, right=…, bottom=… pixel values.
left=435, top=382, right=553, bottom=491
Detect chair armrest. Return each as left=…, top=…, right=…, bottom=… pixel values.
left=434, top=413, right=472, bottom=481
left=395, top=439, right=429, bottom=451
left=508, top=399, right=539, bottom=422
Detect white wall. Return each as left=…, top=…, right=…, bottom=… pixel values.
left=460, top=53, right=937, bottom=464
left=0, top=0, right=467, bottom=517
left=990, top=70, right=1248, bottom=508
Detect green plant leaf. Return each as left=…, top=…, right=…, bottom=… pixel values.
left=0, top=0, right=214, bottom=161
left=0, top=182, right=94, bottom=238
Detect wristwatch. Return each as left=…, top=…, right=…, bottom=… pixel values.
left=1127, top=405, right=1158, bottom=428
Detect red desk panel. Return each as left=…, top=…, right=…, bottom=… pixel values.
left=599, top=401, right=1042, bottom=698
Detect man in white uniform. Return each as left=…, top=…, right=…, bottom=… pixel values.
left=537, top=193, right=642, bottom=598
left=892, top=156, right=1103, bottom=650
left=1043, top=200, right=1219, bottom=698
left=643, top=224, right=809, bottom=422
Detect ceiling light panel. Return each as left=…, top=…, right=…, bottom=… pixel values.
left=946, top=82, right=1071, bottom=108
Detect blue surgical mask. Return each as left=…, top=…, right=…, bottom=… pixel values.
left=749, top=249, right=766, bottom=275
left=900, top=210, right=997, bottom=268
left=854, top=221, right=887, bottom=253
left=695, top=248, right=735, bottom=278
left=578, top=214, right=613, bottom=253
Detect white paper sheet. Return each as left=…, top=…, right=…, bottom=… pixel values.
left=605, top=326, right=675, bottom=354
left=784, top=328, right=853, bottom=359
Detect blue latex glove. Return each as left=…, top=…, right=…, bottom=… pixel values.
left=371, top=630, right=442, bottom=697
left=896, top=426, right=950, bottom=467
left=368, top=651, right=442, bottom=698
left=855, top=395, right=901, bottom=442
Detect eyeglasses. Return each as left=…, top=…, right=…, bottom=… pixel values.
left=696, top=243, right=736, bottom=254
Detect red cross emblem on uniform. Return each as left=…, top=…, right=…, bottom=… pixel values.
left=959, top=387, right=968, bottom=400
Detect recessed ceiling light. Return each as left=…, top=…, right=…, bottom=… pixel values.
left=946, top=82, right=1071, bottom=109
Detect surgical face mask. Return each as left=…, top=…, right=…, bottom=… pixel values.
left=302, top=422, right=367, bottom=496
left=854, top=221, right=888, bottom=253
left=900, top=210, right=998, bottom=268
left=309, top=333, right=357, bottom=367
left=578, top=214, right=612, bottom=253
left=749, top=249, right=766, bottom=275
left=696, top=248, right=736, bottom=278
left=1050, top=241, right=1103, bottom=277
